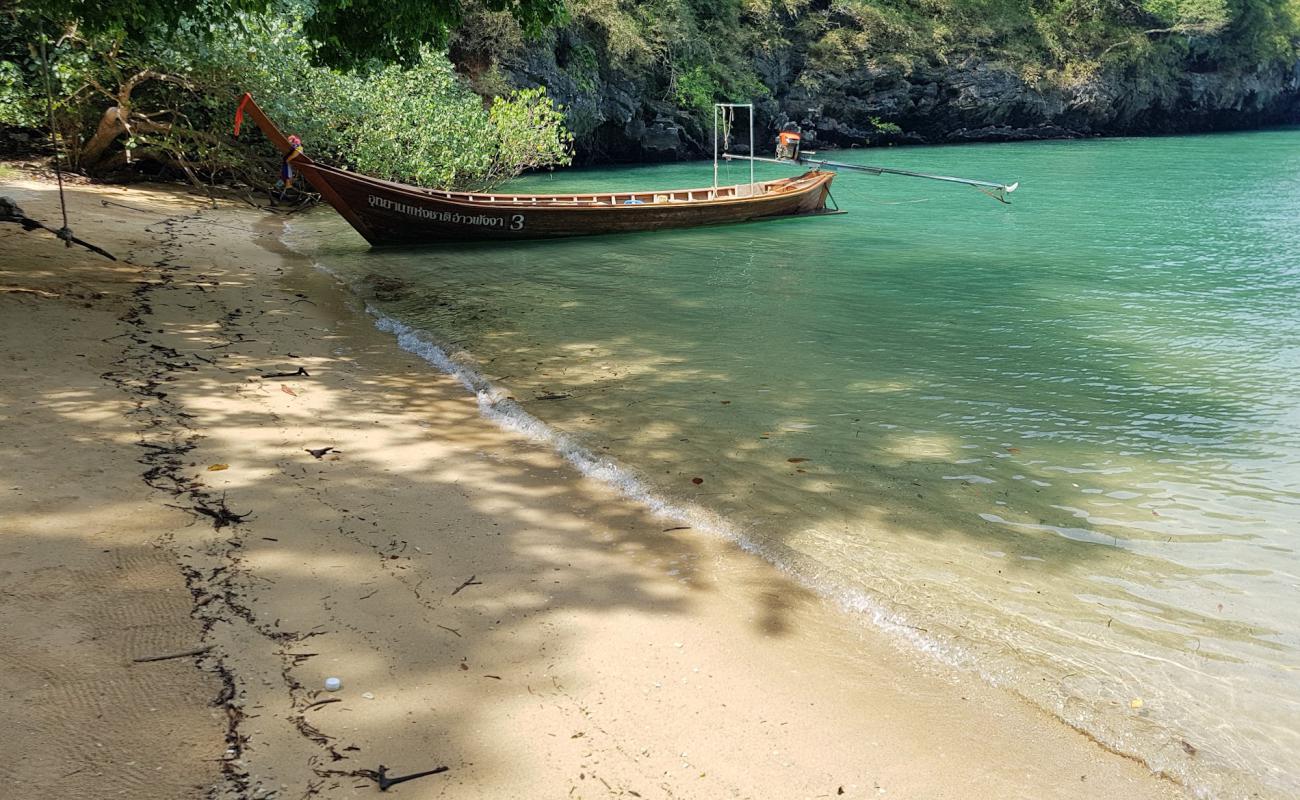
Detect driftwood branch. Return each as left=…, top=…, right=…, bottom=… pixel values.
left=451, top=575, right=482, bottom=595
left=166, top=492, right=250, bottom=529
left=362, top=765, right=450, bottom=791
left=302, top=697, right=342, bottom=712
left=133, top=643, right=214, bottom=663
left=262, top=367, right=310, bottom=379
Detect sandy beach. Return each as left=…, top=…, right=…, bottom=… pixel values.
left=0, top=171, right=1190, bottom=799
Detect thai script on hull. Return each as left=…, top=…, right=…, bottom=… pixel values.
left=368, top=195, right=507, bottom=227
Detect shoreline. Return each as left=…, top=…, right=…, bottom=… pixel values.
left=1, top=173, right=1189, bottom=799
left=315, top=284, right=982, bottom=702
left=287, top=212, right=1250, bottom=800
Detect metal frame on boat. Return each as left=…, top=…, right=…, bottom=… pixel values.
left=234, top=93, right=837, bottom=247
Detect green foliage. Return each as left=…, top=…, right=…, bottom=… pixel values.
left=674, top=65, right=719, bottom=114
left=212, top=14, right=574, bottom=189
left=5, top=0, right=1298, bottom=183
left=1143, top=0, right=1230, bottom=30
left=301, top=54, right=572, bottom=189
left=870, top=116, right=903, bottom=134
left=486, top=87, right=574, bottom=179
left=1218, top=0, right=1300, bottom=62
left=302, top=0, right=567, bottom=67
left=16, top=0, right=265, bottom=40
left=10, top=0, right=567, bottom=69
left=0, top=60, right=38, bottom=127
left=566, top=43, right=601, bottom=92
left=0, top=6, right=572, bottom=190
left=540, top=0, right=771, bottom=136
left=461, top=0, right=1299, bottom=132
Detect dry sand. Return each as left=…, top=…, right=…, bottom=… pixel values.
left=0, top=172, right=1189, bottom=800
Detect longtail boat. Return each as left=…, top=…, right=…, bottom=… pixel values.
left=234, top=93, right=837, bottom=247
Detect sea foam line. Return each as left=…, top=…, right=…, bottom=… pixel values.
left=364, top=317, right=1225, bottom=800
left=278, top=223, right=975, bottom=669
left=284, top=226, right=1227, bottom=800
left=366, top=302, right=969, bottom=667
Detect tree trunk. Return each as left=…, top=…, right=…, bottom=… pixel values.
left=79, top=106, right=128, bottom=171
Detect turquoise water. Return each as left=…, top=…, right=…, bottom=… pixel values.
left=287, top=129, right=1300, bottom=798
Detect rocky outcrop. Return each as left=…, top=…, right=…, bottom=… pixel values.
left=458, top=28, right=1300, bottom=162
left=471, top=31, right=710, bottom=162
left=797, top=58, right=1300, bottom=147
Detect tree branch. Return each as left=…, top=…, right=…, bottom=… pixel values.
left=1099, top=22, right=1227, bottom=58
left=121, top=69, right=195, bottom=99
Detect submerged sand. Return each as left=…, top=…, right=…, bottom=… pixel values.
left=0, top=172, right=1188, bottom=799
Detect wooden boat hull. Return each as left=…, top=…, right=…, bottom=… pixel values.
left=235, top=93, right=835, bottom=247
left=302, top=163, right=834, bottom=246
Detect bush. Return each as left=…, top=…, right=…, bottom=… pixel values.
left=228, top=27, right=573, bottom=190
left=0, top=8, right=572, bottom=191
left=0, top=60, right=38, bottom=128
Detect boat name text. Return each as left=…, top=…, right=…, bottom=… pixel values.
left=368, top=195, right=524, bottom=230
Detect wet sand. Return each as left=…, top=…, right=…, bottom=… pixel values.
left=0, top=173, right=1188, bottom=799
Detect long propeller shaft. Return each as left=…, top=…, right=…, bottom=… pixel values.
left=723, top=153, right=1019, bottom=202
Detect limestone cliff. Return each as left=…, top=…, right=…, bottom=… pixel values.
left=451, top=2, right=1300, bottom=162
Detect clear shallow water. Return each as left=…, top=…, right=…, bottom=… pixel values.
left=287, top=129, right=1300, bottom=798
